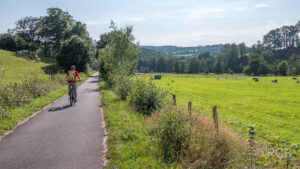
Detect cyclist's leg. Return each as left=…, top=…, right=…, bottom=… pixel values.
left=68, top=83, right=70, bottom=94
left=74, top=84, right=78, bottom=98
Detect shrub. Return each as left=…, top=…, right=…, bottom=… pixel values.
left=129, top=80, right=166, bottom=115
left=157, top=108, right=192, bottom=162
left=115, top=77, right=132, bottom=100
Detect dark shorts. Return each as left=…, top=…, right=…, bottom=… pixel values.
left=68, top=83, right=77, bottom=92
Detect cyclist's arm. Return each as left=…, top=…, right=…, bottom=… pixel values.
left=75, top=71, right=81, bottom=81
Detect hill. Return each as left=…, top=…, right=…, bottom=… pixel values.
left=0, top=50, right=53, bottom=86
left=138, top=48, right=170, bottom=58
left=140, top=44, right=222, bottom=57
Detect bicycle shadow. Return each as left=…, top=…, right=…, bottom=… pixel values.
left=48, top=105, right=71, bottom=112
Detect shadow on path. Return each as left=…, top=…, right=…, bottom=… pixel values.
left=48, top=105, right=71, bottom=112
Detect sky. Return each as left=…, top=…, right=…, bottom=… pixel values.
left=0, top=0, right=299, bottom=47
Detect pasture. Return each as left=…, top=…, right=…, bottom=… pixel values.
left=0, top=50, right=53, bottom=86
left=137, top=73, right=300, bottom=143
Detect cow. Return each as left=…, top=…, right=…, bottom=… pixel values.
left=292, top=77, right=298, bottom=80
left=252, top=77, right=259, bottom=82
left=154, top=75, right=162, bottom=80
left=272, top=79, right=278, bottom=83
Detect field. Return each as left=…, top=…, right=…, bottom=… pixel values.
left=137, top=73, right=300, bottom=143
left=0, top=50, right=54, bottom=86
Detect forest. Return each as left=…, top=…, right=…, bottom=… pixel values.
left=137, top=20, right=300, bottom=76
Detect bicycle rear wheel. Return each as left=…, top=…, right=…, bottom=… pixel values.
left=70, top=89, right=74, bottom=106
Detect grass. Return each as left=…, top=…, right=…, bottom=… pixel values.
left=0, top=50, right=54, bottom=86
left=137, top=73, right=300, bottom=143
left=100, top=81, right=168, bottom=169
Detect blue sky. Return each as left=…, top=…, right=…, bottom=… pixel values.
left=0, top=0, right=299, bottom=46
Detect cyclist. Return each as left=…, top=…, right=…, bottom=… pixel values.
left=66, top=65, right=80, bottom=102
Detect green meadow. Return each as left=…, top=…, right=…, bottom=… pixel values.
left=0, top=50, right=55, bottom=86
left=137, top=73, right=300, bottom=143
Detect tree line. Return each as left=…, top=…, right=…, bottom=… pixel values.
left=138, top=20, right=300, bottom=76
left=0, top=8, right=94, bottom=72
left=263, top=21, right=300, bottom=50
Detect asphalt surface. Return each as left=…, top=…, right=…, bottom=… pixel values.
left=0, top=73, right=105, bottom=169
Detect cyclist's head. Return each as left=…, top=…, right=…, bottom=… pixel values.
left=71, top=65, right=75, bottom=70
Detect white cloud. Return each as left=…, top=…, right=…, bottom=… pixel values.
left=236, top=7, right=247, bottom=11
left=256, top=3, right=267, bottom=7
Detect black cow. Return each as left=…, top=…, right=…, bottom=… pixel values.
left=272, top=79, right=278, bottom=83
left=154, top=75, right=162, bottom=80
left=252, top=77, right=259, bottom=82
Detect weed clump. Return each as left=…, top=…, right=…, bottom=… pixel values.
left=129, top=80, right=166, bottom=115
left=156, top=108, right=192, bottom=163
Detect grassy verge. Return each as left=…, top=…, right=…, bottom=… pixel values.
left=0, top=72, right=93, bottom=137
left=100, top=81, right=168, bottom=169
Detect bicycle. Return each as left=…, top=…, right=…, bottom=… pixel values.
left=68, top=83, right=76, bottom=106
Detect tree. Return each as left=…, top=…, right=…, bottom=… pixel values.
left=260, top=50, right=274, bottom=64
left=238, top=42, right=247, bottom=56
left=57, top=35, right=90, bottom=72
left=258, top=62, right=271, bottom=75
left=174, top=60, right=180, bottom=73
left=156, top=57, right=167, bottom=72
left=96, top=33, right=110, bottom=50
left=39, top=8, right=73, bottom=57
left=244, top=59, right=260, bottom=75
left=0, top=33, right=18, bottom=51
left=64, top=21, right=89, bottom=40
left=214, top=58, right=223, bottom=74
left=278, top=60, right=288, bottom=76
left=14, top=16, right=41, bottom=52
left=188, top=57, right=200, bottom=73
left=227, top=44, right=241, bottom=73
left=99, top=23, right=139, bottom=80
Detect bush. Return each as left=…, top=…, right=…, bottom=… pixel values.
left=57, top=35, right=91, bottom=72
left=115, top=77, right=132, bottom=100
left=157, top=109, right=192, bottom=162
left=129, top=80, right=166, bottom=115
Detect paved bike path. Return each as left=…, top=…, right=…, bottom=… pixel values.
left=0, top=73, right=105, bottom=169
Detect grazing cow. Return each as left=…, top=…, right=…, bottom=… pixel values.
left=252, top=77, right=259, bottom=82
left=35, top=58, right=41, bottom=62
left=272, top=79, right=278, bottom=83
left=292, top=77, right=298, bottom=80
left=297, top=80, right=299, bottom=84
left=154, top=75, right=162, bottom=80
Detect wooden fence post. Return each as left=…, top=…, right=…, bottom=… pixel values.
left=1, top=68, right=4, bottom=79
left=213, top=106, right=218, bottom=133
left=172, top=94, right=176, bottom=106
left=188, top=102, right=192, bottom=116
